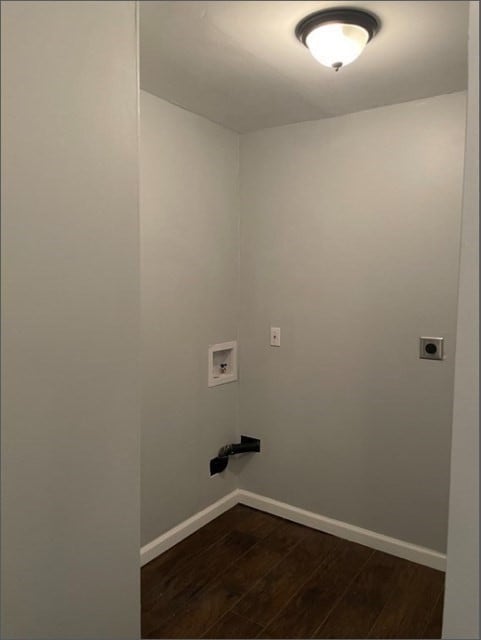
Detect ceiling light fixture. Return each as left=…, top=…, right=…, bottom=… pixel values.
left=295, top=7, right=380, bottom=72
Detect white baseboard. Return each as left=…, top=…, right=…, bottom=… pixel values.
left=237, top=490, right=446, bottom=572
left=140, top=488, right=446, bottom=572
left=140, top=490, right=238, bottom=566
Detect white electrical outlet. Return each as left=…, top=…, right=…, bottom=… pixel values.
left=270, top=327, right=281, bottom=347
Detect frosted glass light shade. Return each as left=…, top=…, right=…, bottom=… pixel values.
left=305, top=23, right=369, bottom=69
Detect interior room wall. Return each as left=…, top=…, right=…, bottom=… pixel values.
left=140, top=91, right=240, bottom=546
left=1, top=2, right=140, bottom=638
left=238, top=92, right=466, bottom=553
left=443, top=1, right=479, bottom=636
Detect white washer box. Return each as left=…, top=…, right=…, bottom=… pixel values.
left=208, top=341, right=238, bottom=387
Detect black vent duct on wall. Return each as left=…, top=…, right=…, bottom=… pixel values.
left=210, top=435, right=260, bottom=476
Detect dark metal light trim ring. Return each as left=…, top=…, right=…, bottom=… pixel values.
left=295, top=8, right=380, bottom=46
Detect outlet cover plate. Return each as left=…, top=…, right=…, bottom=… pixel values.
left=419, top=337, right=444, bottom=360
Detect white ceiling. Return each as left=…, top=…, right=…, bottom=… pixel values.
left=140, top=1, right=468, bottom=133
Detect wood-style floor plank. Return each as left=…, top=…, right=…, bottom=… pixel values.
left=142, top=505, right=278, bottom=612
left=262, top=539, right=374, bottom=638
left=141, top=504, right=281, bottom=602
left=142, top=530, right=258, bottom=637
left=232, top=527, right=342, bottom=627
left=141, top=505, right=446, bottom=640
left=203, top=612, right=263, bottom=639
left=422, top=591, right=444, bottom=639
left=313, top=550, right=416, bottom=638
left=367, top=563, right=444, bottom=639
left=147, top=519, right=306, bottom=638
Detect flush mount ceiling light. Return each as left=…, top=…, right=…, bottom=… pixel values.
left=295, top=7, right=380, bottom=72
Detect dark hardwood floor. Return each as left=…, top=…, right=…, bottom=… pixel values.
left=141, top=505, right=444, bottom=639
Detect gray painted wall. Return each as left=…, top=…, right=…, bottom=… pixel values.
left=140, top=91, right=239, bottom=546
left=1, top=2, right=140, bottom=638
left=443, top=2, right=479, bottom=637
left=238, top=93, right=466, bottom=552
